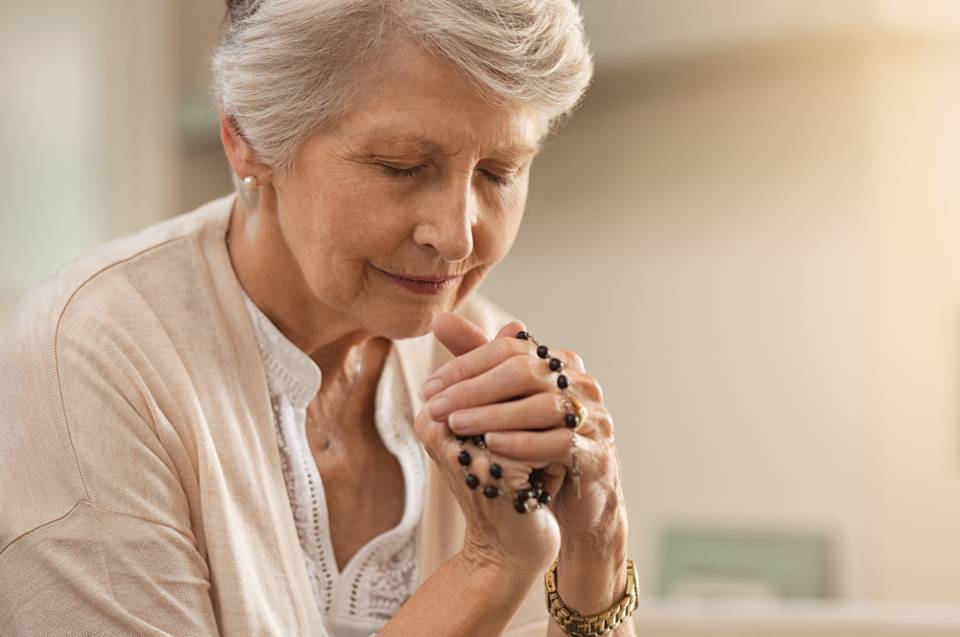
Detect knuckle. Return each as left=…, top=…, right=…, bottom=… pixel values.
left=579, top=376, right=603, bottom=402
left=557, top=348, right=585, bottom=372
left=444, top=444, right=462, bottom=466
left=599, top=451, right=616, bottom=475
left=551, top=392, right=568, bottom=417
left=517, top=433, right=536, bottom=454
left=413, top=410, right=431, bottom=440
left=514, top=434, right=533, bottom=458
left=416, top=412, right=446, bottom=448
left=504, top=336, right=528, bottom=356
left=512, top=353, right=538, bottom=377
left=595, top=409, right=615, bottom=437
left=574, top=354, right=586, bottom=372
left=443, top=358, right=464, bottom=384
left=441, top=382, right=465, bottom=405
left=486, top=405, right=506, bottom=430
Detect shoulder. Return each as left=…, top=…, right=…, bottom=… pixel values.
left=1, top=195, right=233, bottom=372
left=0, top=195, right=235, bottom=548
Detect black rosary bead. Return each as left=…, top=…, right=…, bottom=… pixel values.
left=457, top=450, right=472, bottom=467
left=549, top=357, right=563, bottom=372
left=564, top=413, right=579, bottom=429
left=455, top=434, right=468, bottom=444
left=537, top=490, right=551, bottom=505
left=517, top=488, right=532, bottom=503
left=516, top=330, right=530, bottom=341
left=482, top=486, right=499, bottom=499
left=489, top=463, right=503, bottom=480
left=536, top=345, right=549, bottom=359
left=513, top=497, right=527, bottom=513
left=556, top=374, right=569, bottom=389
left=529, top=468, right=545, bottom=487
left=472, top=435, right=486, bottom=449
left=465, top=473, right=479, bottom=490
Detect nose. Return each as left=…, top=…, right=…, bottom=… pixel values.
left=412, top=177, right=477, bottom=263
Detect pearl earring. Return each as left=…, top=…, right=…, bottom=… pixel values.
left=242, top=175, right=259, bottom=189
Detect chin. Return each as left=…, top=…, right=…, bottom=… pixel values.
left=364, top=304, right=444, bottom=340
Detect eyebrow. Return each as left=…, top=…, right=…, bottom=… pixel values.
left=365, top=132, right=540, bottom=161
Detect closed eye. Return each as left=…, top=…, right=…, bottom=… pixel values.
left=477, top=168, right=510, bottom=186
left=381, top=164, right=425, bottom=179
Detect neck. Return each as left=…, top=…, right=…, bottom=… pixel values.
left=226, top=192, right=378, bottom=381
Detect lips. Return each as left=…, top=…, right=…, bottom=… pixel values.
left=390, top=273, right=458, bottom=282
left=373, top=265, right=459, bottom=283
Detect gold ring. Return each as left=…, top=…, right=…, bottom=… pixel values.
left=564, top=394, right=589, bottom=433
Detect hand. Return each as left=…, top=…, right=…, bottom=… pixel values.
left=412, top=313, right=561, bottom=577
left=421, top=313, right=627, bottom=553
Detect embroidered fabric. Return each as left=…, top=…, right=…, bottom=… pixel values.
left=241, top=291, right=425, bottom=637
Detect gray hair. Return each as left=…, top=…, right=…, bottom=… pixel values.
left=212, top=0, right=593, bottom=181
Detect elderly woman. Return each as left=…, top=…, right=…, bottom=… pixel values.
left=0, top=1, right=634, bottom=636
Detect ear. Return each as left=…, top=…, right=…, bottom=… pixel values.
left=218, top=107, right=272, bottom=185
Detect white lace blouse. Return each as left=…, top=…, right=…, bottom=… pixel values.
left=241, top=291, right=426, bottom=637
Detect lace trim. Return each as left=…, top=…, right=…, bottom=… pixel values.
left=242, top=290, right=424, bottom=631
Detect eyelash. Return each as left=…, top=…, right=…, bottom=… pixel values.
left=379, top=164, right=510, bottom=186
left=480, top=169, right=510, bottom=186
left=381, top=164, right=425, bottom=179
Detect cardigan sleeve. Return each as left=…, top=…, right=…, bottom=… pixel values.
left=0, top=503, right=220, bottom=636
left=0, top=285, right=220, bottom=636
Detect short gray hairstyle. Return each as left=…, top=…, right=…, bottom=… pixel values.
left=212, top=0, right=593, bottom=180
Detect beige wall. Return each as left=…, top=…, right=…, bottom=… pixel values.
left=0, top=0, right=177, bottom=326
left=481, top=34, right=960, bottom=602
left=862, top=40, right=960, bottom=603
left=481, top=37, right=874, bottom=598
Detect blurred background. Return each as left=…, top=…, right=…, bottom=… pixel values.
left=2, top=1, right=960, bottom=634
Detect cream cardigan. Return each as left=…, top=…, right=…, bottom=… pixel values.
left=0, top=195, right=546, bottom=636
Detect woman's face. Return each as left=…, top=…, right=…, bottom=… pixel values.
left=271, top=44, right=542, bottom=339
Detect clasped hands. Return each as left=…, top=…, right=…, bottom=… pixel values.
left=414, top=311, right=627, bottom=573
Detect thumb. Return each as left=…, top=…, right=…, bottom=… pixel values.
left=431, top=312, right=490, bottom=357
left=431, top=314, right=529, bottom=358
left=495, top=318, right=527, bottom=340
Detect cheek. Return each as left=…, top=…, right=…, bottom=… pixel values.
left=476, top=185, right=527, bottom=263
left=288, top=172, right=397, bottom=250
left=276, top=185, right=375, bottom=294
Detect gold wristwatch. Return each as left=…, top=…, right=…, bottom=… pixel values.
left=544, top=559, right=638, bottom=636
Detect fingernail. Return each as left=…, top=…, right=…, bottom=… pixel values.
left=428, top=396, right=452, bottom=420
left=448, top=412, right=468, bottom=433
left=485, top=432, right=501, bottom=447
left=420, top=377, right=444, bottom=400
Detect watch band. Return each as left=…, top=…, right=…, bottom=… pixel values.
left=544, top=558, right=638, bottom=636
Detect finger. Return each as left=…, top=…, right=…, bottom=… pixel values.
left=427, top=353, right=550, bottom=420
left=447, top=431, right=559, bottom=498
left=428, top=358, right=599, bottom=422
left=485, top=428, right=592, bottom=470
left=455, top=442, right=522, bottom=491
left=552, top=347, right=586, bottom=374
left=447, top=392, right=565, bottom=435
left=542, top=462, right=566, bottom=498
left=447, top=437, right=518, bottom=501
left=423, top=322, right=530, bottom=399
left=431, top=313, right=490, bottom=358
left=429, top=341, right=583, bottom=400
left=467, top=445, right=560, bottom=511
left=495, top=319, right=527, bottom=340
